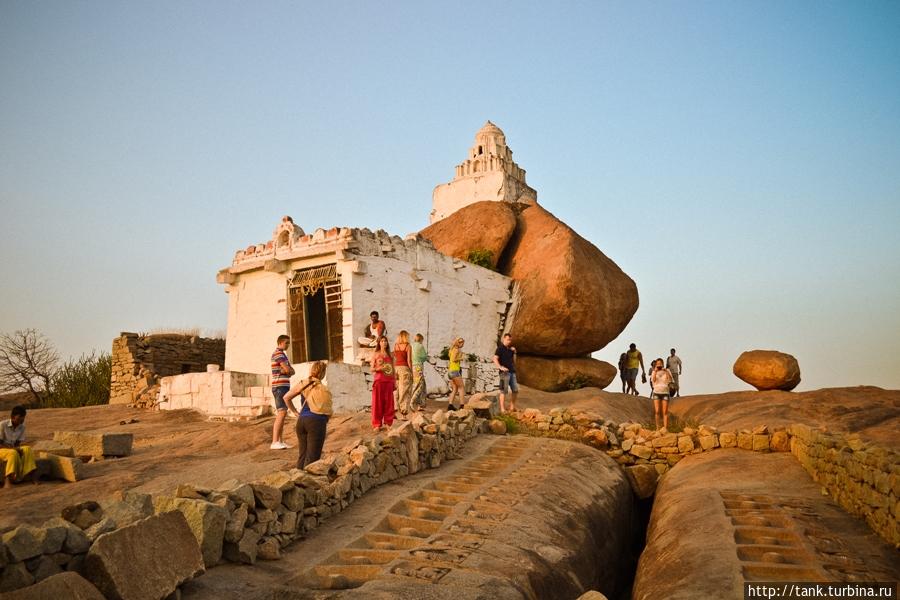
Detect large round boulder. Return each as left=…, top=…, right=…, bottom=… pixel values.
left=516, top=356, right=617, bottom=392
left=503, top=203, right=638, bottom=356
left=419, top=200, right=518, bottom=269
left=733, top=350, right=801, bottom=391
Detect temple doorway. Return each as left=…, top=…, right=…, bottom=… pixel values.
left=287, top=264, right=343, bottom=363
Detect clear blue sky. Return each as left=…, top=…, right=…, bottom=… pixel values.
left=2, top=1, right=899, bottom=394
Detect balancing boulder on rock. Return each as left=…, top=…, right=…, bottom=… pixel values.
left=733, top=350, right=801, bottom=391
left=420, top=201, right=639, bottom=358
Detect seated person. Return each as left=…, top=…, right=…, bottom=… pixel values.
left=357, top=311, right=387, bottom=348
left=0, top=405, right=38, bottom=489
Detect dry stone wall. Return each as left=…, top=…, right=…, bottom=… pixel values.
left=789, top=424, right=900, bottom=546
left=506, top=407, right=898, bottom=546
left=110, top=332, right=225, bottom=407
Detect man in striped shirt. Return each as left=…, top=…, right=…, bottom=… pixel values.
left=271, top=335, right=295, bottom=450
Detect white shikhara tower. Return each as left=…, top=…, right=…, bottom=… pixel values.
left=430, top=121, right=537, bottom=223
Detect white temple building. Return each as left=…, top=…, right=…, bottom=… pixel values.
left=158, top=123, right=528, bottom=420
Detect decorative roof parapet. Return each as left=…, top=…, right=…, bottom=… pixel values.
left=224, top=218, right=441, bottom=276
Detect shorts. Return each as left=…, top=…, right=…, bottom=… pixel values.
left=652, top=392, right=670, bottom=400
left=626, top=368, right=639, bottom=381
left=273, top=387, right=289, bottom=411
left=448, top=370, right=462, bottom=380
left=499, top=371, right=519, bottom=394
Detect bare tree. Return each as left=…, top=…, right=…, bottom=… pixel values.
left=0, top=329, right=59, bottom=405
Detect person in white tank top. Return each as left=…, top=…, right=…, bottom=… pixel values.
left=650, top=358, right=674, bottom=430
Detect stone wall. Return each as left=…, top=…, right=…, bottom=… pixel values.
left=0, top=408, right=479, bottom=594
left=505, top=406, right=898, bottom=547
left=110, top=333, right=225, bottom=407
left=509, top=408, right=791, bottom=498
left=789, top=424, right=900, bottom=546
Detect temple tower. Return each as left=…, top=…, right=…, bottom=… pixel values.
left=430, top=121, right=537, bottom=223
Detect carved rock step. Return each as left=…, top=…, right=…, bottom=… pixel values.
left=295, top=437, right=540, bottom=592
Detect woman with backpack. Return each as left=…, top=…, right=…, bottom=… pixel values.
left=284, top=361, right=333, bottom=469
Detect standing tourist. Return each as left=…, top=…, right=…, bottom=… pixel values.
left=447, top=337, right=466, bottom=411
left=666, top=348, right=683, bottom=397
left=358, top=311, right=387, bottom=347
left=618, top=352, right=628, bottom=394
left=492, top=334, right=518, bottom=413
left=650, top=358, right=674, bottom=430
left=410, top=333, right=429, bottom=412
left=394, top=331, right=413, bottom=416
left=624, top=343, right=645, bottom=396
left=270, top=335, right=295, bottom=450
left=1, top=406, right=38, bottom=489
left=371, top=336, right=396, bottom=431
left=284, top=361, right=333, bottom=469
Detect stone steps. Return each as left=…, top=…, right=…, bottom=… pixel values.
left=295, top=437, right=535, bottom=591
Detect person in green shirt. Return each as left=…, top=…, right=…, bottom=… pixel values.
left=410, top=333, right=429, bottom=412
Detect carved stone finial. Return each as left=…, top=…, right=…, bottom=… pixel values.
left=273, top=216, right=305, bottom=249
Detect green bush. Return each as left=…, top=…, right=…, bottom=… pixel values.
left=466, top=248, right=495, bottom=270
left=466, top=353, right=478, bottom=362
left=44, top=352, right=112, bottom=408
left=494, top=413, right=519, bottom=434
left=438, top=346, right=450, bottom=360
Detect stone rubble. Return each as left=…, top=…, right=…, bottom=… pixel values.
left=83, top=512, right=204, bottom=600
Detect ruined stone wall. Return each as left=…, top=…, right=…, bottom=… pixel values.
left=789, top=424, right=899, bottom=546
left=110, top=333, right=225, bottom=407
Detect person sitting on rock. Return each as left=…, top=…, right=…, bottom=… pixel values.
left=0, top=405, right=38, bottom=489
left=357, top=311, right=387, bottom=348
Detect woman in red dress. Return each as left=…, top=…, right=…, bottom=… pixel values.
left=371, top=336, right=396, bottom=431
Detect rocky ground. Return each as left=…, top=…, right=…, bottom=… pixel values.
left=2, top=384, right=897, bottom=599
left=668, top=386, right=900, bottom=445
left=3, top=385, right=898, bottom=533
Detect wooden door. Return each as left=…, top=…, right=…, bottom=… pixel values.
left=288, top=287, right=308, bottom=364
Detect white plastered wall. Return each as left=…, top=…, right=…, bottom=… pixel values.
left=223, top=269, right=289, bottom=375
left=348, top=253, right=512, bottom=363
left=431, top=171, right=536, bottom=223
